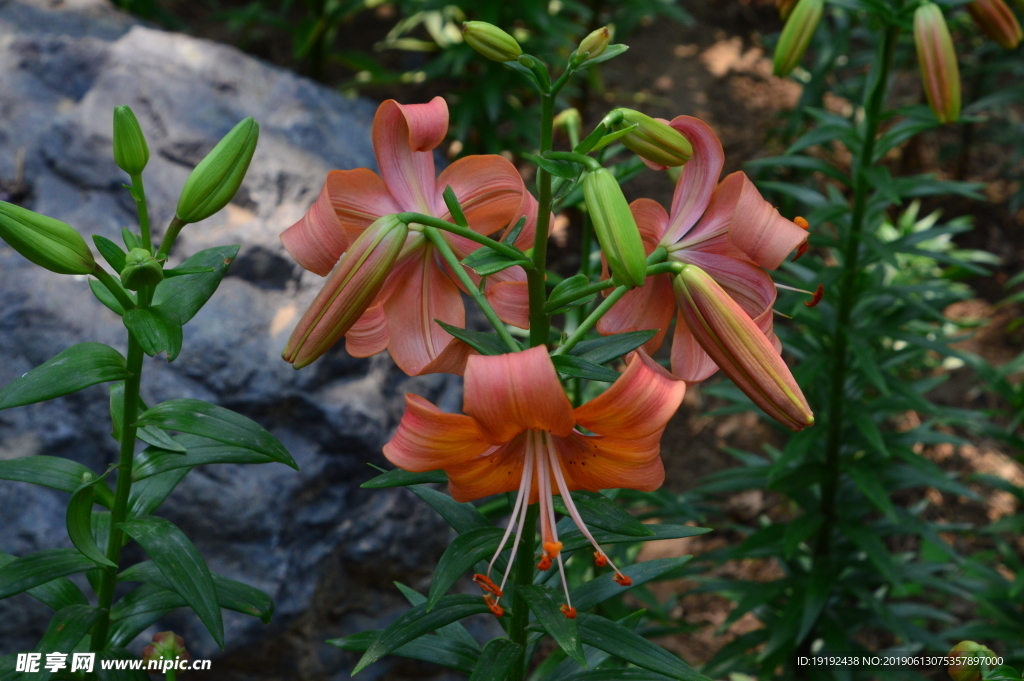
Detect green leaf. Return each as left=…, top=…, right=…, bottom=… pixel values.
left=0, top=553, right=87, bottom=611
left=151, top=244, right=239, bottom=324
left=27, top=605, right=103, bottom=681
left=134, top=398, right=297, bottom=469
left=559, top=522, right=709, bottom=553
left=93, top=235, right=127, bottom=274
left=121, top=227, right=142, bottom=251
left=564, top=671, right=674, bottom=681
left=553, top=491, right=653, bottom=538
left=394, top=582, right=480, bottom=649
left=407, top=485, right=492, bottom=534
left=127, top=467, right=190, bottom=519
left=782, top=513, right=823, bottom=559
left=576, top=613, right=708, bottom=681
left=551, top=356, right=620, bottom=382
left=850, top=409, right=890, bottom=458
left=546, top=274, right=597, bottom=313
left=427, top=527, right=504, bottom=610
left=133, top=435, right=273, bottom=481
left=118, top=515, right=224, bottom=649
left=0, top=548, right=98, bottom=599
left=847, top=463, right=898, bottom=522
left=0, top=343, right=129, bottom=410
left=0, top=455, right=114, bottom=508
left=89, top=278, right=132, bottom=316
left=66, top=472, right=118, bottom=568
left=463, top=248, right=532, bottom=276
left=361, top=466, right=448, bottom=489
left=110, top=582, right=184, bottom=621
left=163, top=266, right=215, bottom=278
left=468, top=639, right=523, bottom=681
left=841, top=522, right=901, bottom=586
left=351, top=594, right=491, bottom=675
left=122, top=306, right=183, bottom=361
left=501, top=216, right=528, bottom=246
left=119, top=560, right=274, bottom=624
left=107, top=610, right=171, bottom=650
left=110, top=382, right=186, bottom=454
left=442, top=185, right=469, bottom=227
left=524, top=153, right=582, bottom=180
left=329, top=630, right=480, bottom=674
left=571, top=556, right=692, bottom=612
left=590, top=124, right=640, bottom=152
left=436, top=321, right=515, bottom=356
left=576, top=43, right=628, bottom=69
left=521, top=585, right=586, bottom=666
left=569, top=331, right=658, bottom=366
left=797, top=564, right=832, bottom=642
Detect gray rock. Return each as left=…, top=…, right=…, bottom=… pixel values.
left=0, top=1, right=474, bottom=677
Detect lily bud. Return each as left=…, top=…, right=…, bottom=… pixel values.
left=461, top=22, right=523, bottom=62
left=914, top=3, right=961, bottom=124
left=142, top=631, right=189, bottom=665
left=614, top=109, right=693, bottom=168
left=284, top=214, right=408, bottom=369
left=967, top=0, right=1023, bottom=49
left=773, top=0, right=823, bottom=76
left=120, top=247, right=164, bottom=290
left=777, top=0, right=798, bottom=20
left=582, top=168, right=647, bottom=288
left=673, top=265, right=813, bottom=431
left=112, top=105, right=149, bottom=176
left=948, top=641, right=995, bottom=681
left=176, top=117, right=259, bottom=224
left=576, top=26, right=611, bottom=59
left=0, top=201, right=95, bottom=275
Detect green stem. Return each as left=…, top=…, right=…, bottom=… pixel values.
left=552, top=286, right=629, bottom=356
left=424, top=226, right=520, bottom=353
left=528, top=93, right=556, bottom=347
left=92, top=265, right=136, bottom=311
left=90, top=334, right=145, bottom=651
left=398, top=212, right=530, bottom=264
left=543, top=150, right=601, bottom=171
left=816, top=25, right=900, bottom=562
left=129, top=173, right=151, bottom=251
left=509, top=504, right=539, bottom=681
left=155, top=216, right=186, bottom=261
left=545, top=278, right=616, bottom=313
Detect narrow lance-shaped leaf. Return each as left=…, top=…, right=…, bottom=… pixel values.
left=0, top=456, right=114, bottom=508
left=27, top=606, right=103, bottom=681
left=132, top=435, right=273, bottom=481
left=66, top=471, right=118, bottom=567
left=468, top=639, right=524, bottom=681
left=427, top=527, right=504, bottom=610
left=0, top=548, right=100, bottom=600
left=329, top=631, right=480, bottom=674
left=151, top=245, right=239, bottom=324
left=361, top=465, right=448, bottom=489
left=0, top=343, right=128, bottom=411
left=520, top=585, right=587, bottom=666
left=576, top=613, right=709, bottom=681
left=0, top=553, right=88, bottom=611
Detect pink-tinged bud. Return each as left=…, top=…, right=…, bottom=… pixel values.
left=967, top=0, right=1023, bottom=49
left=576, top=26, right=611, bottom=60
left=283, top=214, right=407, bottom=369
left=773, top=0, right=823, bottom=77
left=948, top=641, right=995, bottom=681
left=142, top=631, right=189, bottom=664
left=461, top=22, right=523, bottom=62
left=614, top=109, right=693, bottom=168
left=914, top=3, right=961, bottom=124
left=673, top=265, right=813, bottom=431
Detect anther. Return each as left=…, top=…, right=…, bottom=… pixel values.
left=804, top=283, right=824, bottom=307
left=794, top=216, right=809, bottom=230
left=793, top=241, right=809, bottom=261
left=484, top=594, right=505, bottom=617
left=560, top=604, right=577, bottom=619
left=537, top=556, right=553, bottom=571
left=543, top=541, right=563, bottom=558
left=473, top=573, right=503, bottom=597
left=594, top=552, right=608, bottom=567
left=613, top=572, right=633, bottom=587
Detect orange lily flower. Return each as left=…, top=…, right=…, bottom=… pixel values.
left=280, top=97, right=536, bottom=375
left=383, top=346, right=685, bottom=616
left=598, top=117, right=808, bottom=384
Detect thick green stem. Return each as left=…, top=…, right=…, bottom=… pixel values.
left=816, top=25, right=900, bottom=562
left=528, top=93, right=556, bottom=347
left=156, top=216, right=186, bottom=261
left=425, top=226, right=520, bottom=352
left=509, top=504, right=539, bottom=681
left=552, top=286, right=629, bottom=356
left=399, top=213, right=529, bottom=264
left=90, top=335, right=145, bottom=650
left=129, top=173, right=152, bottom=251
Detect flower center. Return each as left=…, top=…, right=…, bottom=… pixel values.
left=474, top=429, right=632, bottom=619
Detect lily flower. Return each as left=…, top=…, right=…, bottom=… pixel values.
left=383, top=346, right=685, bottom=617
left=280, top=97, right=536, bottom=375
left=597, top=117, right=808, bottom=389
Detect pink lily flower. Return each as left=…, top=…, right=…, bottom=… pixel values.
left=597, top=116, right=808, bottom=385
left=280, top=97, right=536, bottom=375
left=383, top=346, right=685, bottom=617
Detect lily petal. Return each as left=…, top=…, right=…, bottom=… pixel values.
left=436, top=155, right=527, bottom=239
left=383, top=394, right=494, bottom=473
left=463, top=346, right=576, bottom=442
left=345, top=304, right=390, bottom=358
left=670, top=313, right=720, bottom=383
left=574, top=350, right=685, bottom=439
left=596, top=273, right=676, bottom=353
left=486, top=277, right=530, bottom=329
left=445, top=434, right=528, bottom=503
left=553, top=431, right=665, bottom=494
left=675, top=250, right=777, bottom=320
left=663, top=116, right=725, bottom=245
left=374, top=97, right=448, bottom=214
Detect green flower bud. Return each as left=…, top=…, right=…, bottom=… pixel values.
left=773, top=0, right=823, bottom=77
left=914, top=2, right=961, bottom=124
left=948, top=641, right=995, bottom=681
left=576, top=26, right=611, bottom=59
left=461, top=22, right=523, bottom=62
left=176, top=117, right=259, bottom=224
left=582, top=168, right=647, bottom=288
left=120, top=247, right=164, bottom=291
left=112, top=105, right=149, bottom=175
left=0, top=201, right=95, bottom=275
left=615, top=109, right=693, bottom=168
left=142, top=631, right=189, bottom=665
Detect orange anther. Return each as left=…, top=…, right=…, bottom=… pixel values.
left=804, top=283, right=824, bottom=308
left=484, top=594, right=504, bottom=617
left=537, top=556, right=552, bottom=571
left=560, top=604, right=577, bottom=619
left=473, top=573, right=503, bottom=597
left=793, top=241, right=809, bottom=261
left=593, top=552, right=608, bottom=568
left=613, top=573, right=633, bottom=587
left=543, top=541, right=563, bottom=558
left=794, top=216, right=810, bottom=230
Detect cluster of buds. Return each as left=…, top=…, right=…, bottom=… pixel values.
left=120, top=247, right=164, bottom=290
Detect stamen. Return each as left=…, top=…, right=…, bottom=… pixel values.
left=792, top=217, right=810, bottom=261
left=484, top=594, right=504, bottom=617
left=793, top=241, right=809, bottom=261
left=490, top=431, right=536, bottom=610
left=594, top=552, right=608, bottom=567
left=487, top=438, right=532, bottom=580
left=794, top=216, right=810, bottom=229
left=560, top=604, right=577, bottom=619
left=804, top=283, right=824, bottom=307
left=534, top=440, right=561, bottom=571
left=473, top=574, right=503, bottom=597
left=613, top=573, right=633, bottom=586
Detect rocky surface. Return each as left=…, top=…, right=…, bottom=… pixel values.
left=0, top=1, right=470, bottom=677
